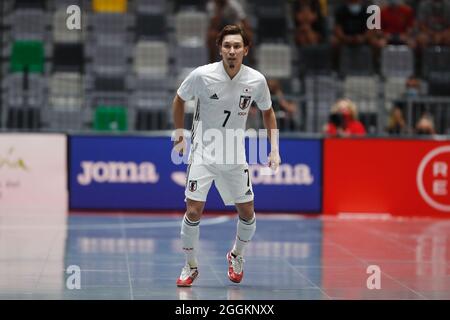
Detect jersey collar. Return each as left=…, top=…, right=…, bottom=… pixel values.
left=220, top=60, right=244, bottom=82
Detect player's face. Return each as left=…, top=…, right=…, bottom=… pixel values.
left=220, top=34, right=248, bottom=70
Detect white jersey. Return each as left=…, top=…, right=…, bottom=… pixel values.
left=177, top=61, right=272, bottom=165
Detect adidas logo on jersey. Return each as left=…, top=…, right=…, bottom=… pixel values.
left=245, top=189, right=253, bottom=196
left=209, top=93, right=219, bottom=100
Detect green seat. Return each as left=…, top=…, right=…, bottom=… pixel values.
left=94, top=106, right=128, bottom=131
left=10, top=40, right=45, bottom=73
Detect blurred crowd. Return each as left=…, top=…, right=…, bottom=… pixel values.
left=204, top=0, right=448, bottom=137
left=323, top=97, right=437, bottom=137
left=1, top=0, right=448, bottom=136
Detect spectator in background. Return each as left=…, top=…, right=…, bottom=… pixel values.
left=268, top=79, right=298, bottom=117
left=293, top=0, right=326, bottom=46
left=386, top=105, right=410, bottom=135
left=331, top=0, right=372, bottom=48
left=394, top=76, right=426, bottom=129
left=376, top=0, right=416, bottom=48
left=323, top=98, right=367, bottom=137
left=415, top=113, right=436, bottom=135
left=394, top=75, right=423, bottom=107
left=416, top=0, right=450, bottom=49
left=405, top=75, right=422, bottom=97
left=267, top=79, right=300, bottom=131
left=207, top=0, right=253, bottom=62
left=331, top=0, right=382, bottom=68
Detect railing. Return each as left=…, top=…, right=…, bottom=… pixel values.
left=403, top=97, right=450, bottom=135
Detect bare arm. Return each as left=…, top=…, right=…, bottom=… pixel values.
left=262, top=108, right=278, bottom=151
left=172, top=94, right=187, bottom=154
left=262, top=108, right=281, bottom=170
left=172, top=94, right=185, bottom=131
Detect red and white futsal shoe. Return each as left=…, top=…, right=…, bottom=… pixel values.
left=176, top=264, right=199, bottom=287
left=227, top=251, right=245, bottom=283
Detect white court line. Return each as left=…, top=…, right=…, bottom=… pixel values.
left=119, top=215, right=134, bottom=300
left=0, top=214, right=312, bottom=230
left=0, top=216, right=232, bottom=230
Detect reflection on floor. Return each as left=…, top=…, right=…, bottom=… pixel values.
left=0, top=211, right=449, bottom=300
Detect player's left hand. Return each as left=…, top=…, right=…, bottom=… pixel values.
left=268, top=150, right=281, bottom=172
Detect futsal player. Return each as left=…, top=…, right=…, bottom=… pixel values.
left=172, top=24, right=281, bottom=287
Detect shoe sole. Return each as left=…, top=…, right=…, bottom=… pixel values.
left=228, top=274, right=242, bottom=283
left=176, top=282, right=193, bottom=287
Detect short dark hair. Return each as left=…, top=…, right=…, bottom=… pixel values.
left=216, top=24, right=250, bottom=47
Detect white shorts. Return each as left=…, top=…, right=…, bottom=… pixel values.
left=185, top=163, right=254, bottom=206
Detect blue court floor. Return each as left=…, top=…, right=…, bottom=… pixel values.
left=0, top=211, right=449, bottom=300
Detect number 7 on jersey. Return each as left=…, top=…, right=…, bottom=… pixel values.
left=222, top=110, right=231, bottom=127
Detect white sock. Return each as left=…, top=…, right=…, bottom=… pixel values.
left=232, top=214, right=256, bottom=257
left=180, top=214, right=200, bottom=268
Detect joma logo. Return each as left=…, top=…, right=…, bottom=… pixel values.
left=77, top=161, right=159, bottom=185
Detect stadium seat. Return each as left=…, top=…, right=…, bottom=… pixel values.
left=88, top=44, right=129, bottom=76
left=132, top=90, right=168, bottom=109
left=13, top=0, right=46, bottom=9
left=52, top=0, right=82, bottom=9
left=344, top=76, right=379, bottom=133
left=86, top=69, right=129, bottom=114
left=136, top=0, right=166, bottom=14
left=248, top=0, right=283, bottom=6
left=422, top=46, right=450, bottom=79
left=256, top=16, right=288, bottom=43
left=10, top=41, right=44, bottom=73
left=344, top=76, right=379, bottom=113
left=85, top=85, right=131, bottom=114
left=53, top=43, right=84, bottom=73
left=88, top=13, right=133, bottom=45
left=135, top=109, right=168, bottom=130
left=427, top=72, right=450, bottom=96
left=173, top=0, right=207, bottom=12
left=132, top=76, right=169, bottom=108
left=305, top=75, right=338, bottom=102
left=381, top=45, right=414, bottom=78
left=255, top=5, right=285, bottom=19
left=384, top=77, right=407, bottom=110
left=257, top=44, right=292, bottom=78
left=92, top=0, right=127, bottom=13
left=339, top=45, right=374, bottom=76
left=94, top=76, right=126, bottom=92
left=6, top=108, right=42, bottom=129
left=134, top=41, right=168, bottom=76
left=86, top=80, right=129, bottom=114
left=252, top=0, right=286, bottom=20
left=134, top=76, right=169, bottom=92
left=8, top=9, right=46, bottom=41
left=136, top=13, right=167, bottom=40
left=42, top=108, right=89, bottom=131
left=298, top=44, right=333, bottom=76
left=94, top=106, right=128, bottom=131
left=49, top=72, right=84, bottom=109
left=175, top=45, right=208, bottom=72
left=174, top=11, right=208, bottom=46
left=53, top=9, right=85, bottom=43
left=3, top=73, right=46, bottom=109
left=304, top=75, right=338, bottom=132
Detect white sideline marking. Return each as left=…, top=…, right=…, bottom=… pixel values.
left=337, top=212, right=392, bottom=220
left=0, top=216, right=231, bottom=230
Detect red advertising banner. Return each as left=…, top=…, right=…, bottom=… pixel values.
left=323, top=139, right=450, bottom=218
